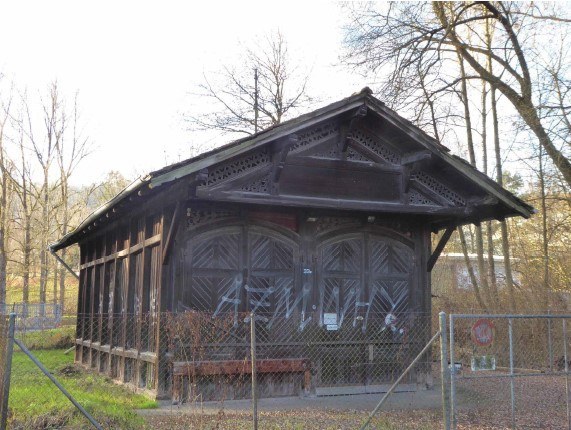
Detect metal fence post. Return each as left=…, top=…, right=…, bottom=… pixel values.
left=439, top=312, right=451, bottom=430
left=13, top=338, right=102, bottom=430
left=1, top=313, right=16, bottom=430
left=508, top=318, right=516, bottom=430
left=548, top=310, right=554, bottom=372
left=250, top=312, right=258, bottom=430
left=563, top=319, right=570, bottom=430
left=449, top=315, right=457, bottom=430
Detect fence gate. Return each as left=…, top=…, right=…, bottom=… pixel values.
left=448, top=314, right=571, bottom=429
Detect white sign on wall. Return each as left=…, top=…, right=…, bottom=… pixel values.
left=324, top=313, right=338, bottom=330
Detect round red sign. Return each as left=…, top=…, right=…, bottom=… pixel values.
left=471, top=319, right=494, bottom=346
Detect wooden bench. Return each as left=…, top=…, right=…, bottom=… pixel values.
left=172, top=358, right=311, bottom=402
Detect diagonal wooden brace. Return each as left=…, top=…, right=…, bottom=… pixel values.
left=427, top=225, right=455, bottom=272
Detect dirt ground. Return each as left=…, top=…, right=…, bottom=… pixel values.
left=140, top=388, right=443, bottom=429
left=140, top=373, right=571, bottom=429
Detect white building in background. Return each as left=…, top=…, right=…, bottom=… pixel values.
left=433, top=253, right=521, bottom=293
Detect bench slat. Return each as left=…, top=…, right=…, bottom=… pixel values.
left=173, top=358, right=309, bottom=376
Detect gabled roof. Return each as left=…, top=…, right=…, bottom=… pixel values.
left=50, top=88, right=534, bottom=251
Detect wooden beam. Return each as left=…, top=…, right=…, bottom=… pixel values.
left=79, top=234, right=161, bottom=270
left=401, top=150, right=431, bottom=166
left=427, top=225, right=455, bottom=272
left=401, top=165, right=412, bottom=200
left=341, top=104, right=368, bottom=153
left=189, top=169, right=208, bottom=197
left=271, top=134, right=298, bottom=194
left=196, top=188, right=475, bottom=216
left=162, top=202, right=182, bottom=266
left=286, top=155, right=402, bottom=174
left=172, top=358, right=310, bottom=377
left=50, top=249, right=79, bottom=280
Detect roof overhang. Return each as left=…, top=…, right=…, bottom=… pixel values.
left=50, top=88, right=534, bottom=252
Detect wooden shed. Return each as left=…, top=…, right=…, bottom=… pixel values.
left=50, top=88, right=533, bottom=399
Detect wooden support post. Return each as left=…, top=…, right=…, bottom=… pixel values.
left=162, top=202, right=182, bottom=266
left=427, top=225, right=455, bottom=272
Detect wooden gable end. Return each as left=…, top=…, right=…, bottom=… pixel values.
left=195, top=111, right=471, bottom=216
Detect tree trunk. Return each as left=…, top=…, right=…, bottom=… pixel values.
left=39, top=169, right=49, bottom=312
left=59, top=248, right=66, bottom=311
left=0, top=173, right=6, bottom=306
left=0, top=113, right=8, bottom=307
left=459, top=227, right=488, bottom=312
left=59, top=178, right=68, bottom=311
left=538, top=146, right=550, bottom=312
left=475, top=226, right=493, bottom=307
left=0, top=229, right=6, bottom=306
left=481, top=77, right=498, bottom=303
left=457, top=53, right=492, bottom=307
left=23, top=212, right=31, bottom=307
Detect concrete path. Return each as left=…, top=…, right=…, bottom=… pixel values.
left=138, top=387, right=443, bottom=416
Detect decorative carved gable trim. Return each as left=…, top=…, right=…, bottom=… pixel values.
left=315, top=217, right=361, bottom=234
left=347, top=147, right=371, bottom=162
left=240, top=172, right=272, bottom=194
left=410, top=171, right=466, bottom=206
left=348, top=128, right=401, bottom=164
left=408, top=188, right=440, bottom=206
left=290, top=121, right=339, bottom=154
left=186, top=207, right=240, bottom=230
left=205, top=148, right=271, bottom=188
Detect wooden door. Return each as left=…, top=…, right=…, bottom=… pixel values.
left=181, top=225, right=298, bottom=320
left=317, top=231, right=413, bottom=388
left=182, top=226, right=243, bottom=314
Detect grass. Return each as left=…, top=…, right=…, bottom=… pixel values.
left=17, top=325, right=76, bottom=349
left=5, top=277, right=79, bottom=313
left=7, top=347, right=157, bottom=429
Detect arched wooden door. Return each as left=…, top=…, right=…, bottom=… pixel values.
left=318, top=232, right=413, bottom=326
left=180, top=224, right=299, bottom=320
left=316, top=231, right=414, bottom=388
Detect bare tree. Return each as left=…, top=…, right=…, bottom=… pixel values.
left=10, top=108, right=40, bottom=307
left=54, top=92, right=90, bottom=308
left=0, top=87, right=13, bottom=305
left=186, top=30, right=314, bottom=137
left=344, top=2, right=571, bottom=186
left=23, top=83, right=61, bottom=308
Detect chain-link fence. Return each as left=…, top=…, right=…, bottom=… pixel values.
left=73, top=310, right=434, bottom=414
left=0, top=304, right=62, bottom=330
left=0, top=311, right=107, bottom=430
left=0, top=314, right=11, bottom=428
left=449, top=314, right=571, bottom=429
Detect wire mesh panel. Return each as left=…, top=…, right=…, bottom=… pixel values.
left=157, top=310, right=433, bottom=404
left=0, top=314, right=9, bottom=426
left=449, top=314, right=571, bottom=430
left=0, top=304, right=62, bottom=330
left=1, top=313, right=108, bottom=429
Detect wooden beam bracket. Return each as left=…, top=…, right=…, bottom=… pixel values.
left=401, top=150, right=431, bottom=166
left=271, top=134, right=298, bottom=195
left=341, top=104, right=368, bottom=153
left=427, top=225, right=455, bottom=272
left=189, top=168, right=208, bottom=197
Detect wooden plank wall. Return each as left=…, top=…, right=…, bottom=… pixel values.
left=74, top=207, right=167, bottom=393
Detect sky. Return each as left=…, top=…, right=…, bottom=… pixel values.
left=0, top=1, right=366, bottom=185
